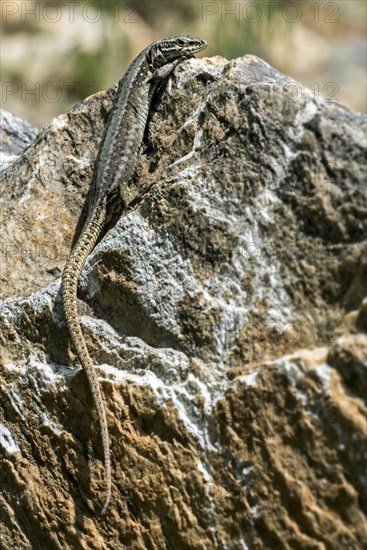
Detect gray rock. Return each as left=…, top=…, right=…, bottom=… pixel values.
left=0, top=109, right=38, bottom=168
left=0, top=55, right=366, bottom=549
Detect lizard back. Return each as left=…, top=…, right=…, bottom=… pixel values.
left=61, top=35, right=207, bottom=515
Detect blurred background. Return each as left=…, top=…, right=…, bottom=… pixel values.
left=1, top=0, right=366, bottom=127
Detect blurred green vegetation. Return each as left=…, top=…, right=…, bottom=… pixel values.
left=13, top=0, right=288, bottom=61
left=69, top=34, right=131, bottom=103
left=208, top=0, right=289, bottom=60
left=1, top=0, right=365, bottom=124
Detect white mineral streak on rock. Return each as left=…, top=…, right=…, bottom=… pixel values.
left=0, top=424, right=20, bottom=455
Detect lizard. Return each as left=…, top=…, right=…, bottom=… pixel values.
left=61, top=36, right=207, bottom=515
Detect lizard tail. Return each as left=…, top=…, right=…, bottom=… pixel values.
left=61, top=204, right=111, bottom=515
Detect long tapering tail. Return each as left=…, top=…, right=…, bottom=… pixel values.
left=61, top=202, right=111, bottom=514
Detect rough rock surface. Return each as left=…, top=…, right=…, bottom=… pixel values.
left=0, top=55, right=366, bottom=549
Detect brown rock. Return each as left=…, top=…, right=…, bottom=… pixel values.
left=0, top=55, right=366, bottom=548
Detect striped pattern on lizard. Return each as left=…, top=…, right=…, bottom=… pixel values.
left=61, top=36, right=207, bottom=515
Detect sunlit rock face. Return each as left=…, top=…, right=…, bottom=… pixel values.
left=0, top=55, right=366, bottom=549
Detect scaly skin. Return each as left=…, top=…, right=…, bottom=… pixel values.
left=61, top=36, right=207, bottom=515
left=61, top=201, right=110, bottom=513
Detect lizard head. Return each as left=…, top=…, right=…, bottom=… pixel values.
left=147, top=35, right=207, bottom=69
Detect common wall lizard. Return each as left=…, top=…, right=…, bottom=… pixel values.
left=61, top=36, right=207, bottom=515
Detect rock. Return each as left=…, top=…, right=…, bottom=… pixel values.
left=0, top=55, right=366, bottom=549
left=0, top=109, right=38, bottom=168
